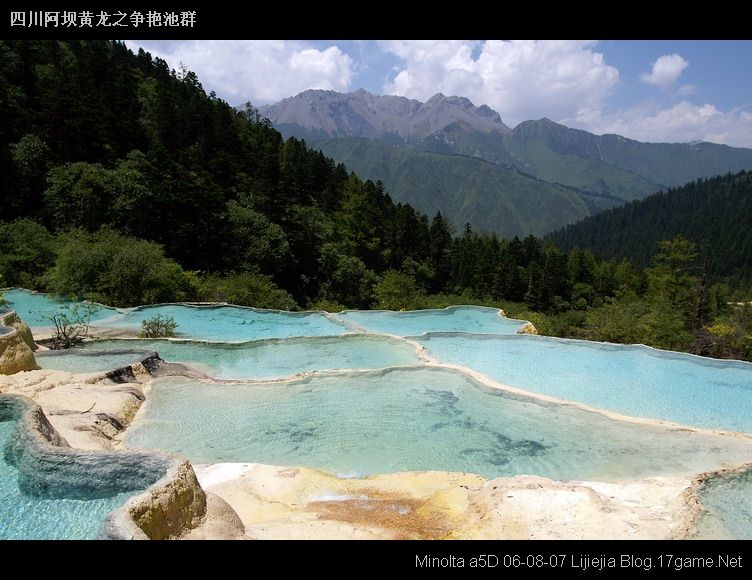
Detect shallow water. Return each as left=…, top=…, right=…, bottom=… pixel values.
left=123, top=368, right=752, bottom=481
left=337, top=306, right=525, bottom=336
left=3, top=288, right=117, bottom=327
left=420, top=334, right=752, bottom=433
left=82, top=335, right=421, bottom=379
left=0, top=420, right=135, bottom=539
left=36, top=350, right=147, bottom=374
left=93, top=304, right=348, bottom=341
left=695, top=469, right=752, bottom=539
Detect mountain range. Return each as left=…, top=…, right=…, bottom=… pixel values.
left=261, top=90, right=752, bottom=237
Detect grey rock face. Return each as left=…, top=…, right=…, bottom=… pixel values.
left=260, top=89, right=510, bottom=140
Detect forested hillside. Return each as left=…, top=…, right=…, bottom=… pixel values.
left=550, top=171, right=752, bottom=286
left=0, top=41, right=749, bottom=361
left=312, top=137, right=593, bottom=237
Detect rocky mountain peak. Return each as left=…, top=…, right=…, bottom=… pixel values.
left=260, top=89, right=511, bottom=140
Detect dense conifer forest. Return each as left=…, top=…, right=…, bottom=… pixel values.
left=551, top=171, right=752, bottom=287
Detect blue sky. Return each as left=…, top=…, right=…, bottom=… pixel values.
left=128, top=40, right=752, bottom=147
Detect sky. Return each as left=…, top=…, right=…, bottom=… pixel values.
left=127, top=40, right=752, bottom=147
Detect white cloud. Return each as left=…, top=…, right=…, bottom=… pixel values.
left=125, top=40, right=353, bottom=105
left=585, top=101, right=752, bottom=147
left=380, top=41, right=752, bottom=147
left=380, top=40, right=620, bottom=127
left=640, top=53, right=689, bottom=91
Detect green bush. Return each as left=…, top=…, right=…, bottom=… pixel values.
left=319, top=252, right=377, bottom=309
left=374, top=270, right=425, bottom=311
left=546, top=309, right=588, bottom=337
left=197, top=273, right=297, bottom=310
left=308, top=298, right=347, bottom=313
left=0, top=219, right=57, bottom=290
left=48, top=228, right=197, bottom=307
left=501, top=307, right=554, bottom=336
left=581, top=296, right=666, bottom=347
left=140, top=314, right=178, bottom=338
left=226, top=201, right=291, bottom=273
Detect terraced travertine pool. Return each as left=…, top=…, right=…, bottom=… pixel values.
left=2, top=288, right=117, bottom=327
left=336, top=306, right=528, bottom=335
left=35, top=350, right=151, bottom=374
left=122, top=368, right=752, bottom=481
left=5, top=288, right=752, bottom=538
left=4, top=288, right=529, bottom=340
left=81, top=335, right=422, bottom=380
left=695, top=467, right=752, bottom=539
left=0, top=419, right=137, bottom=540
left=418, top=334, right=752, bottom=433
left=92, top=304, right=350, bottom=341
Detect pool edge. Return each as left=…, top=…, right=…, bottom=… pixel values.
left=0, top=391, right=207, bottom=540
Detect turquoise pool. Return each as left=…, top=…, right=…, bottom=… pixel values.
left=695, top=468, right=752, bottom=540
left=4, top=289, right=350, bottom=341
left=0, top=420, right=134, bottom=539
left=93, top=304, right=348, bottom=341
left=123, top=368, right=751, bottom=481
left=420, top=334, right=752, bottom=433
left=82, top=335, right=421, bottom=379
left=3, top=288, right=117, bottom=327
left=337, top=306, right=526, bottom=336
left=36, top=350, right=149, bottom=374
left=6, top=289, right=525, bottom=340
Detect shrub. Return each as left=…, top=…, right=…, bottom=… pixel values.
left=0, top=219, right=57, bottom=290
left=319, top=253, right=377, bottom=309
left=309, top=298, right=347, bottom=313
left=374, top=270, right=425, bottom=311
left=46, top=305, right=93, bottom=349
left=140, top=314, right=178, bottom=338
left=48, top=228, right=197, bottom=307
left=502, top=307, right=554, bottom=336
left=197, top=273, right=297, bottom=310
